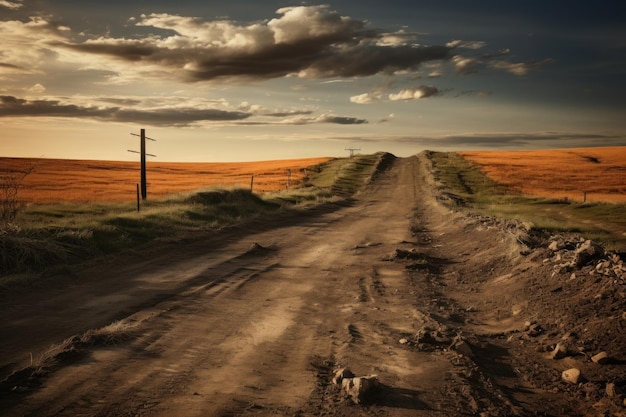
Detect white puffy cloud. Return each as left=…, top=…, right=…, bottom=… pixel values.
left=350, top=93, right=380, bottom=104
left=452, top=55, right=483, bottom=75
left=27, top=83, right=46, bottom=93
left=389, top=86, right=440, bottom=100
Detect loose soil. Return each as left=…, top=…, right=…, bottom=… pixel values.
left=1, top=154, right=624, bottom=416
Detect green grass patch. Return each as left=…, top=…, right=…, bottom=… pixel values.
left=429, top=151, right=626, bottom=250
left=266, top=153, right=386, bottom=205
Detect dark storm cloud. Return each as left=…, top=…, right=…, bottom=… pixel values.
left=263, top=110, right=314, bottom=118
left=55, top=40, right=157, bottom=62
left=0, top=95, right=111, bottom=117
left=50, top=6, right=456, bottom=83
left=0, top=95, right=367, bottom=126
left=320, top=115, right=367, bottom=125
left=0, top=95, right=250, bottom=126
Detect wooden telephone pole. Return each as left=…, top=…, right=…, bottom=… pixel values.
left=345, top=147, right=361, bottom=158
left=128, top=128, right=156, bottom=201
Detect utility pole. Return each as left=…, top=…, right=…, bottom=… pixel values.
left=345, top=147, right=361, bottom=158
left=285, top=169, right=292, bottom=190
left=128, top=128, right=156, bottom=201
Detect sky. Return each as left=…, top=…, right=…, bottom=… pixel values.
left=1, top=0, right=625, bottom=162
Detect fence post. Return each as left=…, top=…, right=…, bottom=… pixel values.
left=136, top=184, right=140, bottom=212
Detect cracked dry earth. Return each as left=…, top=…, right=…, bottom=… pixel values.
left=1, top=153, right=625, bottom=417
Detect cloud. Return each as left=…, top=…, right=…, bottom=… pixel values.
left=389, top=86, right=440, bottom=100
left=0, top=17, right=71, bottom=77
left=490, top=58, right=554, bottom=76
left=452, top=50, right=553, bottom=76
left=0, top=95, right=368, bottom=127
left=452, top=55, right=483, bottom=75
left=352, top=85, right=441, bottom=103
left=349, top=132, right=626, bottom=149
left=320, top=115, right=368, bottom=125
left=0, top=95, right=250, bottom=126
left=276, top=112, right=368, bottom=125
left=0, top=0, right=22, bottom=9
left=0, top=6, right=553, bottom=90
left=47, top=6, right=451, bottom=83
left=27, top=83, right=46, bottom=93
left=350, top=93, right=379, bottom=104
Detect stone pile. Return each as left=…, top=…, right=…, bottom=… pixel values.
left=546, top=236, right=625, bottom=284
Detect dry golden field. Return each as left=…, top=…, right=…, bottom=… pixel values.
left=1, top=157, right=331, bottom=203
left=461, top=146, right=626, bottom=203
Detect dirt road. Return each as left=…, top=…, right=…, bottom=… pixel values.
left=1, top=154, right=624, bottom=416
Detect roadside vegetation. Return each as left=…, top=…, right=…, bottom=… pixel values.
left=429, top=151, right=626, bottom=250
left=0, top=153, right=385, bottom=286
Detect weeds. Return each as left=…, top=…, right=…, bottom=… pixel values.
left=1, top=154, right=386, bottom=283
left=429, top=151, right=626, bottom=250
left=0, top=161, right=35, bottom=230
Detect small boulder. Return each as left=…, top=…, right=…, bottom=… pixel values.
left=562, top=368, right=581, bottom=384
left=573, top=240, right=603, bottom=267
left=341, top=375, right=380, bottom=404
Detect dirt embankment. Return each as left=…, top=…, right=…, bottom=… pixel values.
left=0, top=153, right=625, bottom=417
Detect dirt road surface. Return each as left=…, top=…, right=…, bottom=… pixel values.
left=1, top=154, right=625, bottom=416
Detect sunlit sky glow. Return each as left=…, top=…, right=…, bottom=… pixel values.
left=1, top=0, right=625, bottom=161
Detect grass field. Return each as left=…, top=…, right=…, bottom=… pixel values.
left=0, top=157, right=332, bottom=203
left=460, top=147, right=626, bottom=203
left=431, top=147, right=626, bottom=250
left=0, top=154, right=382, bottom=280
left=2, top=148, right=626, bottom=281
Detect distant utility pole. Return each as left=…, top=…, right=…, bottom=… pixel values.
left=285, top=169, right=292, bottom=190
left=345, top=147, right=361, bottom=158
left=128, top=128, right=156, bottom=201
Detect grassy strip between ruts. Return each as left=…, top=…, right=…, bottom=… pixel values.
left=0, top=153, right=386, bottom=287
left=428, top=151, right=626, bottom=251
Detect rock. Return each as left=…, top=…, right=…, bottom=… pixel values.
left=548, top=241, right=560, bottom=251
left=573, top=240, right=603, bottom=267
left=452, top=340, right=474, bottom=358
left=332, top=368, right=355, bottom=385
left=399, top=338, right=409, bottom=345
left=591, top=351, right=610, bottom=364
left=606, top=382, right=617, bottom=398
left=550, top=343, right=569, bottom=360
left=562, top=368, right=581, bottom=384
left=526, top=323, right=543, bottom=337
left=341, top=375, right=380, bottom=404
